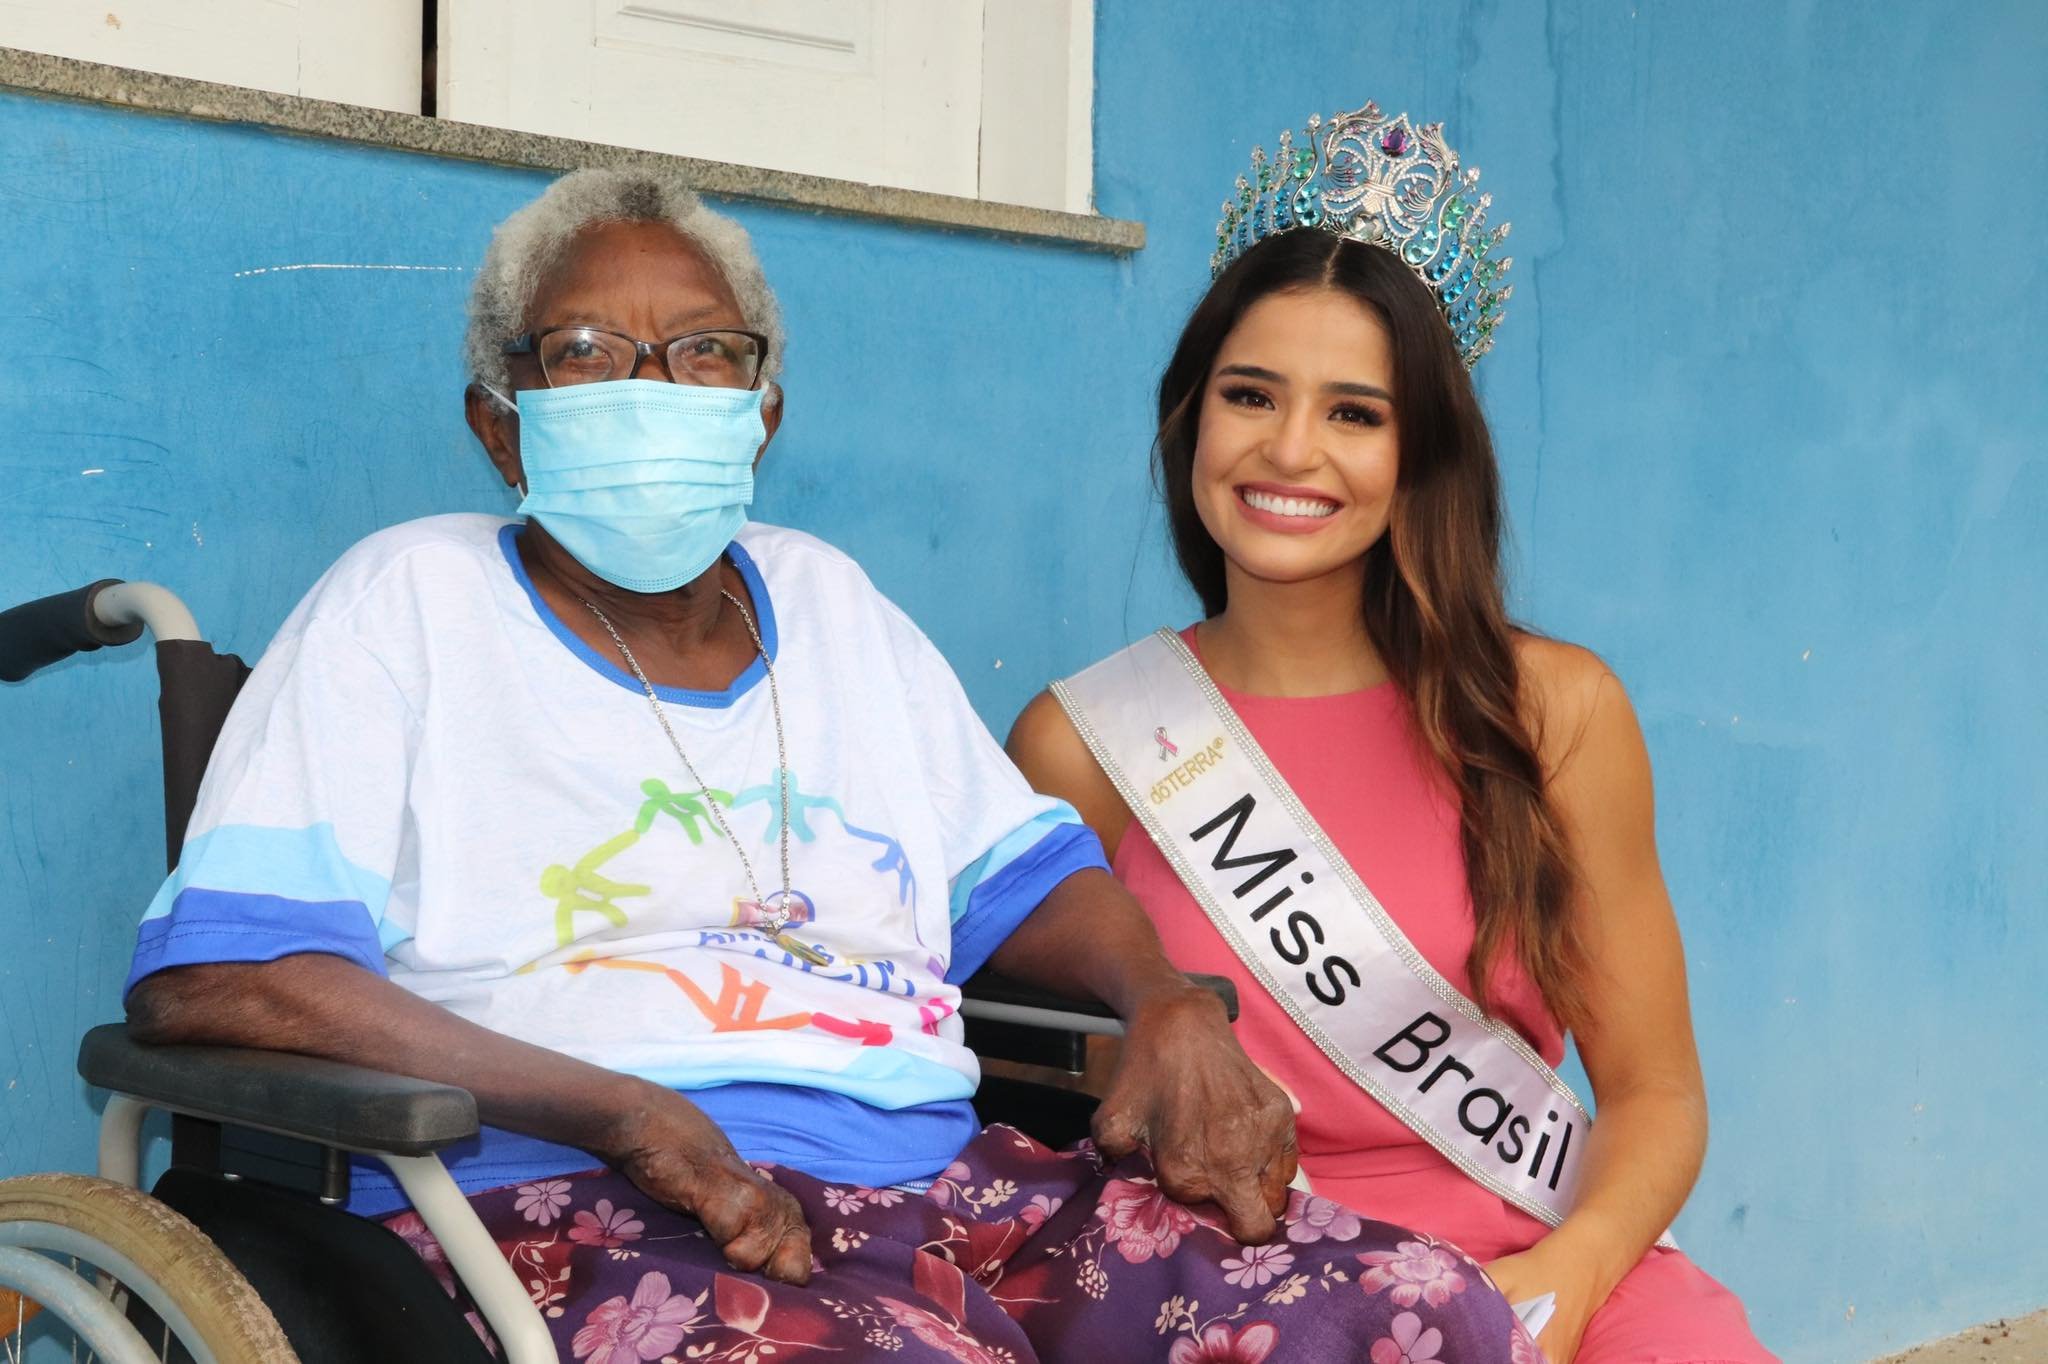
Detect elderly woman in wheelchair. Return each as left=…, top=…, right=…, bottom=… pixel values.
left=8, top=170, right=1535, bottom=1363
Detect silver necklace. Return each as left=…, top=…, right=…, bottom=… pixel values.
left=579, top=585, right=828, bottom=966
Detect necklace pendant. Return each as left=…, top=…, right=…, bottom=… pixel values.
left=732, top=894, right=827, bottom=964
left=775, top=933, right=833, bottom=967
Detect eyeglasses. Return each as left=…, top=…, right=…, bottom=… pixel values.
left=501, top=326, right=769, bottom=390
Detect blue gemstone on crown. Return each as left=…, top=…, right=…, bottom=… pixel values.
left=1211, top=102, right=1513, bottom=369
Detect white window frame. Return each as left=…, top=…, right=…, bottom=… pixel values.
left=0, top=0, right=420, bottom=114
left=977, top=0, right=1094, bottom=214
left=437, top=0, right=1097, bottom=215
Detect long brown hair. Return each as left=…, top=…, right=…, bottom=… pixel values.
left=1156, top=230, right=1587, bottom=1029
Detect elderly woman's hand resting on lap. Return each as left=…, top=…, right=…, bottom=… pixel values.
left=985, top=869, right=1299, bottom=1244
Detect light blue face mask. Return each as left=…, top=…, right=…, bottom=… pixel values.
left=490, top=378, right=767, bottom=594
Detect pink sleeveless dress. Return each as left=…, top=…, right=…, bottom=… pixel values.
left=1110, top=631, right=1776, bottom=1363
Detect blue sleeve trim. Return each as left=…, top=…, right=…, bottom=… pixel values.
left=124, top=888, right=389, bottom=998
left=144, top=823, right=393, bottom=928
left=945, top=804, right=1083, bottom=922
left=944, top=822, right=1108, bottom=985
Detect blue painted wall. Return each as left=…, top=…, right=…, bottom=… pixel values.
left=2, top=3, right=2042, bottom=1359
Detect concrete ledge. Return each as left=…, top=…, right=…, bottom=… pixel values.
left=0, top=46, right=1144, bottom=255
left=1874, top=1308, right=2048, bottom=1363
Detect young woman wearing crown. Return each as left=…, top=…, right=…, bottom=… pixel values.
left=1010, top=105, right=1776, bottom=1364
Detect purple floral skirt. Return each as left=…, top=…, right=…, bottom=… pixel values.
left=386, top=1124, right=1537, bottom=1363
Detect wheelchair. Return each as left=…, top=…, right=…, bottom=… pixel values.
left=0, top=576, right=1237, bottom=1363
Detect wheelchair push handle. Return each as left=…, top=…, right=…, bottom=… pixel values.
left=0, top=580, right=137, bottom=681
left=0, top=579, right=202, bottom=682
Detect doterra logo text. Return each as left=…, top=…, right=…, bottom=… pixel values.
left=1149, top=735, right=1227, bottom=806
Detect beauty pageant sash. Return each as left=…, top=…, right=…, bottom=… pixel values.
left=1055, top=630, right=1673, bottom=1244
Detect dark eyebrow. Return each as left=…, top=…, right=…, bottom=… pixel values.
left=1216, top=364, right=1391, bottom=403
left=1216, top=364, right=1284, bottom=384
left=1327, top=380, right=1393, bottom=401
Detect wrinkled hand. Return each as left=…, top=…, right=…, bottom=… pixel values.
left=607, top=1085, right=813, bottom=1284
left=1483, top=1247, right=1600, bottom=1364
left=1092, top=985, right=1298, bottom=1244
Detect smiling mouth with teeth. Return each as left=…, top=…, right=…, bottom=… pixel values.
left=1239, top=487, right=1339, bottom=519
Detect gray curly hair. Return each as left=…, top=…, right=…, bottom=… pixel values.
left=464, top=167, right=785, bottom=391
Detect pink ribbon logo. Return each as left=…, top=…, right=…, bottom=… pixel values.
left=1155, top=726, right=1179, bottom=761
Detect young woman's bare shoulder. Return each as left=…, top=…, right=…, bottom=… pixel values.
left=1006, top=689, right=1133, bottom=859
left=1512, top=632, right=1631, bottom=775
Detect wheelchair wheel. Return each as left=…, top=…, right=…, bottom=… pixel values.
left=0, top=1172, right=297, bottom=1364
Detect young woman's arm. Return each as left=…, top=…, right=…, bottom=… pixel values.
left=1482, top=639, right=1710, bottom=1363
left=1003, top=690, right=1144, bottom=1105
left=1007, top=689, right=1131, bottom=858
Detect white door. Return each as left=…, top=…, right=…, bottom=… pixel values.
left=0, top=0, right=422, bottom=113
left=438, top=0, right=1093, bottom=211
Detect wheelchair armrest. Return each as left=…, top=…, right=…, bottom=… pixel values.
left=958, top=971, right=1239, bottom=1031
left=77, top=1023, right=479, bottom=1157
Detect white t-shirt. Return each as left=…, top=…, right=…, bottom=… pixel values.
left=128, top=514, right=1102, bottom=1204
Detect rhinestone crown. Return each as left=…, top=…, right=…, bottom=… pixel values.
left=1214, top=102, right=1513, bottom=368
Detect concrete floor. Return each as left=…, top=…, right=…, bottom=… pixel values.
left=1875, top=1311, right=2048, bottom=1363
